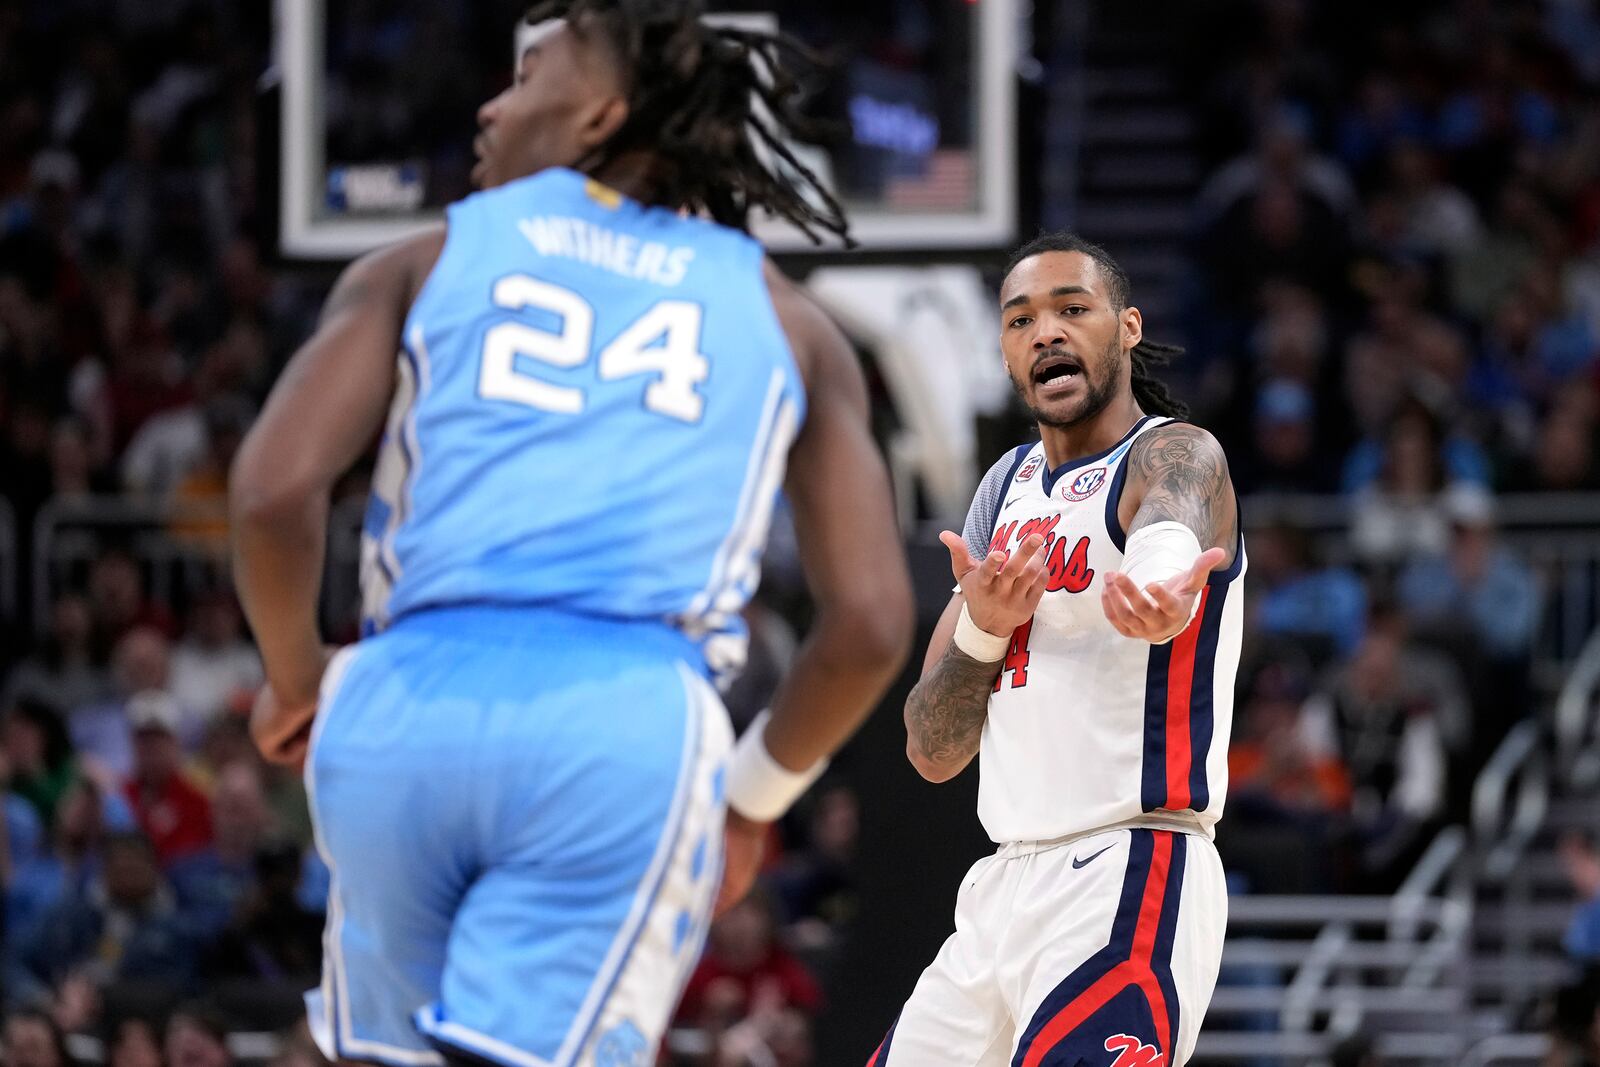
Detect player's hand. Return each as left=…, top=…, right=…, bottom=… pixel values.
left=714, top=809, right=768, bottom=917
left=1101, top=547, right=1226, bottom=643
left=939, top=531, right=1049, bottom=637
left=251, top=647, right=337, bottom=771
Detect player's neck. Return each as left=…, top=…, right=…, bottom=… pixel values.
left=586, top=151, right=663, bottom=207
left=1037, top=396, right=1145, bottom=471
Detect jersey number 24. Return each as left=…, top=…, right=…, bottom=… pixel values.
left=478, top=273, right=709, bottom=423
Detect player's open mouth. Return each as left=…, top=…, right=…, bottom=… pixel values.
left=1032, top=354, right=1083, bottom=389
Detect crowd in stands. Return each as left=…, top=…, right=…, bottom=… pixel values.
left=1159, top=0, right=1599, bottom=903
left=0, top=0, right=1599, bottom=1064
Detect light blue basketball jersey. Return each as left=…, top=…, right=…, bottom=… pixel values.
left=360, top=168, right=804, bottom=678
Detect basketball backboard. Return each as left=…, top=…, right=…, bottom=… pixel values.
left=276, top=0, right=1016, bottom=258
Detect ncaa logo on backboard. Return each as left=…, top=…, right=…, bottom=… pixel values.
left=1016, top=455, right=1044, bottom=482
left=1063, top=466, right=1107, bottom=501
left=1105, top=1034, right=1164, bottom=1067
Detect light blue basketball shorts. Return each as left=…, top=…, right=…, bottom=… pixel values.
left=303, top=605, right=732, bottom=1067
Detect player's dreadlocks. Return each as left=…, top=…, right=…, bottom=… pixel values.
left=1004, top=232, right=1189, bottom=420
left=521, top=0, right=852, bottom=246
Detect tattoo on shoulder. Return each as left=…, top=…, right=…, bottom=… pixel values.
left=1126, top=423, right=1235, bottom=550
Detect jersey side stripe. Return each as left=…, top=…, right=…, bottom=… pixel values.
left=1140, top=642, right=1172, bottom=813
left=1162, top=586, right=1209, bottom=811
left=680, top=367, right=786, bottom=628
left=1187, top=583, right=1230, bottom=812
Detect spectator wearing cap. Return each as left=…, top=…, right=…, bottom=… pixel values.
left=123, top=691, right=212, bottom=867
left=1243, top=378, right=1328, bottom=493
left=1397, top=483, right=1541, bottom=780
left=70, top=626, right=177, bottom=782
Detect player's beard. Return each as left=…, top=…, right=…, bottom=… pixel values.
left=1010, top=334, right=1121, bottom=431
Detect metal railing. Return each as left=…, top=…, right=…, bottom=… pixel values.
left=27, top=494, right=368, bottom=637
left=1246, top=492, right=1600, bottom=684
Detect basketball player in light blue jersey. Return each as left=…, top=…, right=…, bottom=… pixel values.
left=228, top=2, right=913, bottom=1064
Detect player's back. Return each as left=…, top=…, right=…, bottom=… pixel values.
left=361, top=167, right=802, bottom=673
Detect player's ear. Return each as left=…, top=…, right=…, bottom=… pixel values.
left=577, top=94, right=629, bottom=152
left=1120, top=305, right=1143, bottom=352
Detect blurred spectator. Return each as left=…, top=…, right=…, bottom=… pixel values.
left=70, top=627, right=174, bottom=781
left=169, top=761, right=273, bottom=938
left=1244, top=519, right=1367, bottom=662
left=166, top=1006, right=233, bottom=1067
left=87, top=551, right=176, bottom=655
left=168, top=589, right=260, bottom=741
left=122, top=692, right=212, bottom=867
left=167, top=393, right=254, bottom=559
left=1384, top=140, right=1482, bottom=257
left=1222, top=659, right=1350, bottom=893
left=5, top=698, right=79, bottom=826
left=2, top=594, right=112, bottom=716
left=677, top=892, right=822, bottom=1036
left=1243, top=379, right=1326, bottom=492
left=6, top=777, right=138, bottom=945
left=1397, top=484, right=1541, bottom=662
left=1397, top=484, right=1541, bottom=779
left=121, top=337, right=261, bottom=499
left=768, top=782, right=859, bottom=953
left=48, top=417, right=109, bottom=504
left=1521, top=394, right=1600, bottom=491
left=2, top=1010, right=71, bottom=1067
left=1561, top=831, right=1600, bottom=965
left=1347, top=398, right=1489, bottom=565
left=1298, top=604, right=1460, bottom=889
left=13, top=833, right=197, bottom=1005
left=201, top=840, right=323, bottom=988
left=106, top=1015, right=165, bottom=1067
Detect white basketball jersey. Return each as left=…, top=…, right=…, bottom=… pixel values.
left=970, top=416, right=1246, bottom=844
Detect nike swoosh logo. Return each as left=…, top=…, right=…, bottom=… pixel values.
left=1072, top=844, right=1114, bottom=869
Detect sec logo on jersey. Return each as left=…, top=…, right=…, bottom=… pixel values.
left=1062, top=466, right=1107, bottom=501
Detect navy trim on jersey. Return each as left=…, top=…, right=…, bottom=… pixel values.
left=1039, top=414, right=1158, bottom=497
left=1151, top=835, right=1187, bottom=1046
left=866, top=1014, right=901, bottom=1067
left=1208, top=506, right=1248, bottom=585
left=1104, top=458, right=1135, bottom=552
left=987, top=444, right=1035, bottom=545
left=1013, top=833, right=1154, bottom=1062
left=1187, top=584, right=1229, bottom=813
left=1140, top=644, right=1174, bottom=813
left=1010, top=831, right=1185, bottom=1067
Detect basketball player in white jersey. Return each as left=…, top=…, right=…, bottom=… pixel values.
left=867, top=232, right=1244, bottom=1067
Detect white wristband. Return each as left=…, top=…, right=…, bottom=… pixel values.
left=1121, top=521, right=1206, bottom=643
left=725, top=710, right=829, bottom=823
left=952, top=603, right=1010, bottom=662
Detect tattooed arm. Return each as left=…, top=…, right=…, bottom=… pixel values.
left=905, top=533, right=1048, bottom=782
left=1100, top=423, right=1237, bottom=643
left=904, top=596, right=1004, bottom=782
left=1119, top=422, right=1238, bottom=567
